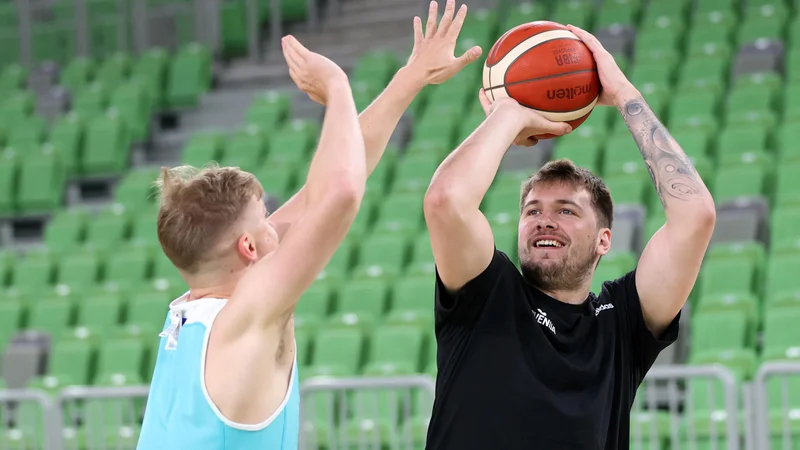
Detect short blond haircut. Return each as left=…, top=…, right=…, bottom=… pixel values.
left=155, top=164, right=264, bottom=273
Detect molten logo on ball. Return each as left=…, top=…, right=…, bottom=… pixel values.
left=547, top=84, right=594, bottom=100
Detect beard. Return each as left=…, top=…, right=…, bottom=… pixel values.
left=520, top=246, right=597, bottom=293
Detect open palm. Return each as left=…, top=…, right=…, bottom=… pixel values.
left=405, top=0, right=483, bottom=85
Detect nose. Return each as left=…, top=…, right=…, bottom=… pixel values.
left=535, top=214, right=558, bottom=230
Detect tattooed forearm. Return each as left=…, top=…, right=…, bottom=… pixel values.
left=618, top=97, right=705, bottom=209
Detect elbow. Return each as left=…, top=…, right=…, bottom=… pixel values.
left=325, top=178, right=363, bottom=216
left=424, top=183, right=458, bottom=221
left=687, top=197, right=717, bottom=240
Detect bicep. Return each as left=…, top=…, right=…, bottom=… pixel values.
left=635, top=224, right=709, bottom=336
left=424, top=200, right=496, bottom=293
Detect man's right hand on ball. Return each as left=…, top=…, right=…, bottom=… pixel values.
left=478, top=89, right=572, bottom=147
left=281, top=35, right=349, bottom=105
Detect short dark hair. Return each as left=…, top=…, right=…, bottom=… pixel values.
left=519, top=159, right=613, bottom=229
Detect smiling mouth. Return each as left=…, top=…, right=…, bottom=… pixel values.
left=533, top=239, right=565, bottom=248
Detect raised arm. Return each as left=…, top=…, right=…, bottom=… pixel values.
left=268, top=0, right=482, bottom=237
left=424, top=93, right=571, bottom=292
left=569, top=26, right=716, bottom=337
left=232, top=37, right=366, bottom=325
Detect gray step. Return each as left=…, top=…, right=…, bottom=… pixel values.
left=322, top=4, right=416, bottom=31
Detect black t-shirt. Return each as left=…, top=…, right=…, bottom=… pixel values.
left=425, top=249, right=680, bottom=450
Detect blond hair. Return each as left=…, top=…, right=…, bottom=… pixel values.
left=155, top=164, right=264, bottom=273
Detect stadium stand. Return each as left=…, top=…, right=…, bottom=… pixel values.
left=0, top=0, right=799, bottom=448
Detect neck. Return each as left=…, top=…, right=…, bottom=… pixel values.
left=538, top=287, right=591, bottom=305
left=185, top=267, right=246, bottom=302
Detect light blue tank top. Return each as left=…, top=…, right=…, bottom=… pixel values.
left=137, top=295, right=300, bottom=450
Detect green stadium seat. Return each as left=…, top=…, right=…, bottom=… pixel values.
left=181, top=131, right=225, bottom=167
left=16, top=144, right=65, bottom=213
left=391, top=275, right=434, bottom=315
left=95, top=337, right=147, bottom=383
left=48, top=113, right=84, bottom=177
left=11, top=248, right=55, bottom=292
left=0, top=249, right=14, bottom=286
left=110, top=81, right=150, bottom=141
left=73, top=82, right=110, bottom=118
left=493, top=224, right=517, bottom=261
left=95, top=52, right=131, bottom=90
left=131, top=48, right=168, bottom=109
left=771, top=207, right=800, bottom=247
left=776, top=120, right=800, bottom=162
left=716, top=124, right=771, bottom=160
left=82, top=110, right=130, bottom=175
left=551, top=0, right=594, bottom=29
left=775, top=162, right=800, bottom=207
left=221, top=125, right=267, bottom=172
left=56, top=247, right=101, bottom=293
left=253, top=163, right=296, bottom=198
left=126, top=286, right=172, bottom=329
left=335, top=278, right=389, bottom=323
left=26, top=296, right=74, bottom=336
left=552, top=138, right=602, bottom=173
left=372, top=192, right=424, bottom=237
left=130, top=202, right=159, bottom=243
left=604, top=173, right=649, bottom=207
left=7, top=115, right=45, bottom=152
left=690, top=310, right=751, bottom=356
left=245, top=90, right=290, bottom=132
left=406, top=233, right=435, bottom=277
left=84, top=203, right=131, bottom=252
left=763, top=308, right=800, bottom=351
left=0, top=90, right=35, bottom=125
left=114, top=167, right=160, bottom=213
left=295, top=282, right=331, bottom=322
left=42, top=337, right=95, bottom=385
left=0, top=64, right=27, bottom=95
left=0, top=298, right=22, bottom=348
left=166, top=43, right=212, bottom=108
left=765, top=250, right=800, bottom=302
left=266, top=119, right=319, bottom=167
left=591, top=257, right=629, bottom=294
left=351, top=233, right=408, bottom=280
left=306, top=327, right=364, bottom=377
left=696, top=292, right=759, bottom=329
left=43, top=208, right=88, bottom=255
left=0, top=148, right=20, bottom=214
left=712, top=164, right=768, bottom=203
left=104, top=240, right=153, bottom=289
left=60, top=57, right=95, bottom=94
left=76, top=287, right=124, bottom=331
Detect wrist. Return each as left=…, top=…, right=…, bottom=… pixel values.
left=395, top=65, right=428, bottom=93
left=613, top=85, right=642, bottom=108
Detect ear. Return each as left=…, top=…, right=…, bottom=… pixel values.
left=237, top=233, right=259, bottom=263
left=596, top=228, right=612, bottom=256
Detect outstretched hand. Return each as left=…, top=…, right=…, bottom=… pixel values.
left=565, top=25, right=636, bottom=107
left=478, top=89, right=571, bottom=147
left=405, top=0, right=483, bottom=85
left=281, top=35, right=349, bottom=105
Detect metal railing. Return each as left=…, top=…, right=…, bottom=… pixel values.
left=0, top=363, right=791, bottom=449
left=299, top=375, right=436, bottom=450
left=753, top=361, right=800, bottom=450
left=632, top=365, right=744, bottom=450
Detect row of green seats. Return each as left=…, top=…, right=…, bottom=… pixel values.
left=0, top=279, right=180, bottom=352
left=60, top=44, right=212, bottom=110
left=181, top=119, right=320, bottom=175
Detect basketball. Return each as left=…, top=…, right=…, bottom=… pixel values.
left=482, top=21, right=601, bottom=139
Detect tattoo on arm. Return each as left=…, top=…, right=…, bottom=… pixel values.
left=618, top=97, right=705, bottom=209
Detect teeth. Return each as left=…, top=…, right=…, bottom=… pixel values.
left=535, top=239, right=563, bottom=248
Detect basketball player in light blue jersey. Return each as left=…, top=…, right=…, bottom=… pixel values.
left=136, top=2, right=482, bottom=448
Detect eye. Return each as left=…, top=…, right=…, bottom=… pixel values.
left=560, top=209, right=574, bottom=215
left=527, top=209, right=540, bottom=216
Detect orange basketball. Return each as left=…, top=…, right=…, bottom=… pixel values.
left=482, top=21, right=600, bottom=139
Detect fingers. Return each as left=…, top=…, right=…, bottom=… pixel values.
left=446, top=3, right=468, bottom=41
left=566, top=24, right=605, bottom=55
left=413, top=16, right=423, bottom=50
left=478, top=88, right=491, bottom=115
left=437, top=0, right=457, bottom=36
left=454, top=45, right=482, bottom=70
left=425, top=1, right=438, bottom=38
left=283, top=35, right=309, bottom=61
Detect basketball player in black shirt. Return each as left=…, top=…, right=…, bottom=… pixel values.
left=421, top=24, right=717, bottom=450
